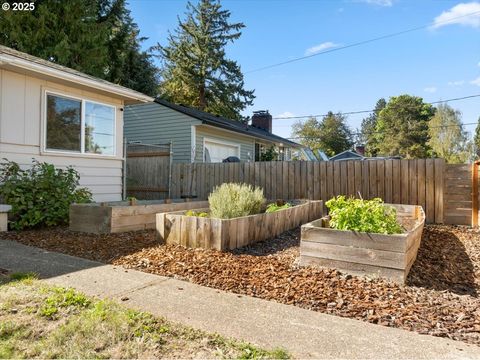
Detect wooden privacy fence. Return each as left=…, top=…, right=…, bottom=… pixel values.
left=170, top=159, right=445, bottom=223
left=126, top=143, right=172, bottom=200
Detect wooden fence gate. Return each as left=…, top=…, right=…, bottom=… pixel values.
left=125, top=143, right=171, bottom=200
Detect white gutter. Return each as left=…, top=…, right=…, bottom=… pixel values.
left=0, top=53, right=154, bottom=103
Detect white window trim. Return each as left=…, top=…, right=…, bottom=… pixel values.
left=203, top=137, right=241, bottom=163
left=42, top=89, right=117, bottom=158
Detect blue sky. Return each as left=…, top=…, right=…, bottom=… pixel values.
left=128, top=0, right=480, bottom=140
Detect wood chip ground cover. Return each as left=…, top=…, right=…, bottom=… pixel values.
left=3, top=225, right=480, bottom=345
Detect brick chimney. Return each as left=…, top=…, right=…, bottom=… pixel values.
left=355, top=145, right=365, bottom=156
left=251, top=110, right=272, bottom=133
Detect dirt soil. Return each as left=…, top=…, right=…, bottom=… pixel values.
left=2, top=225, right=480, bottom=345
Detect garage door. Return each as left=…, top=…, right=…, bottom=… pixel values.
left=204, top=140, right=240, bottom=163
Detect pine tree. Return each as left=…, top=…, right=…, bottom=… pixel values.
left=0, top=0, right=159, bottom=96
left=428, top=103, right=472, bottom=163
left=157, top=0, right=254, bottom=120
left=360, top=98, right=386, bottom=156
left=375, top=95, right=435, bottom=158
left=474, top=117, right=480, bottom=158
left=292, top=112, right=353, bottom=157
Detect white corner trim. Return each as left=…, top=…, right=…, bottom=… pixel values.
left=191, top=125, right=196, bottom=163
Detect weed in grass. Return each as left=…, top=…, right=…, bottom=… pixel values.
left=0, top=280, right=290, bottom=359
left=39, top=299, right=168, bottom=358
left=1, top=272, right=38, bottom=286
left=39, top=287, right=90, bottom=318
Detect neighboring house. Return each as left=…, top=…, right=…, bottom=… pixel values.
left=124, top=99, right=300, bottom=163
left=0, top=45, right=153, bottom=201
left=328, top=150, right=365, bottom=161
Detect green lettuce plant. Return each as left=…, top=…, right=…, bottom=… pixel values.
left=325, top=196, right=402, bottom=234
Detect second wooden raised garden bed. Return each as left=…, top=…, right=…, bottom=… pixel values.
left=156, top=199, right=323, bottom=250
left=70, top=199, right=209, bottom=234
left=299, top=204, right=425, bottom=284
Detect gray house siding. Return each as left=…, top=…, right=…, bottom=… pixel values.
left=194, top=125, right=255, bottom=162
left=124, top=102, right=200, bottom=163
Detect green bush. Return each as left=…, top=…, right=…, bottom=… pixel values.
left=208, top=183, right=265, bottom=219
left=0, top=159, right=92, bottom=230
left=325, top=196, right=403, bottom=234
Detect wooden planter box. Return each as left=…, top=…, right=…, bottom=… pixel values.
left=70, top=200, right=209, bottom=234
left=299, top=204, right=425, bottom=284
left=156, top=200, right=323, bottom=250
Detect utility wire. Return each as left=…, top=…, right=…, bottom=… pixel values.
left=246, top=10, right=480, bottom=74
left=287, top=122, right=479, bottom=140
left=272, top=94, right=480, bottom=120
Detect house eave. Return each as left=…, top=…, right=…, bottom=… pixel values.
left=0, top=53, right=154, bottom=103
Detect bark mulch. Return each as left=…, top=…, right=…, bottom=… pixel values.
left=3, top=225, right=480, bottom=345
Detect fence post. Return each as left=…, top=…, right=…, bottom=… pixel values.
left=472, top=162, right=479, bottom=227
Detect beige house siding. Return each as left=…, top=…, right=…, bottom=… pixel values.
left=0, top=68, right=125, bottom=202
left=194, top=125, right=255, bottom=162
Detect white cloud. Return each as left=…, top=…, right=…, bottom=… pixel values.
left=431, top=2, right=480, bottom=29
left=275, top=111, right=296, bottom=119
left=470, top=76, right=480, bottom=86
left=478, top=61, right=480, bottom=66
left=305, top=42, right=341, bottom=56
left=448, top=80, right=465, bottom=86
left=358, top=0, right=394, bottom=6
left=424, top=86, right=437, bottom=93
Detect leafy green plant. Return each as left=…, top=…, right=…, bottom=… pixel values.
left=265, top=202, right=292, bottom=213
left=325, top=196, right=403, bottom=234
left=40, top=287, right=91, bottom=319
left=185, top=210, right=208, bottom=217
left=208, top=183, right=265, bottom=219
left=0, top=159, right=92, bottom=230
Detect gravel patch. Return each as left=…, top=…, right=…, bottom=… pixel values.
left=3, top=225, right=480, bottom=345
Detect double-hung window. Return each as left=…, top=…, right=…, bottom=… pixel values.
left=45, top=93, right=115, bottom=156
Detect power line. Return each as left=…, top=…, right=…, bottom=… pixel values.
left=272, top=93, right=480, bottom=120
left=246, top=10, right=480, bottom=74
left=287, top=122, right=479, bottom=140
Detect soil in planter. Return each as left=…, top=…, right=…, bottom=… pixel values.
left=3, top=225, right=480, bottom=345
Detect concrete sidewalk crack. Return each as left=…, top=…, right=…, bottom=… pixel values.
left=111, top=278, right=170, bottom=298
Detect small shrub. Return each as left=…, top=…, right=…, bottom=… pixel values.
left=326, top=196, right=403, bottom=235
left=208, top=183, right=265, bottom=219
left=0, top=159, right=92, bottom=230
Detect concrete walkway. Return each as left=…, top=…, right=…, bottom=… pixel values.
left=1, top=240, right=479, bottom=359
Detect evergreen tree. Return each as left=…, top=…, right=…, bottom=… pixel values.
left=157, top=0, right=254, bottom=120
left=360, top=98, right=386, bottom=156
left=428, top=103, right=472, bottom=163
left=0, top=0, right=159, bottom=96
left=474, top=117, right=480, bottom=158
left=375, top=95, right=435, bottom=158
left=292, top=112, right=353, bottom=157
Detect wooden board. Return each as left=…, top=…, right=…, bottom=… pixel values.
left=168, top=159, right=450, bottom=224
left=299, top=204, right=425, bottom=284
left=70, top=200, right=208, bottom=234
left=157, top=200, right=323, bottom=250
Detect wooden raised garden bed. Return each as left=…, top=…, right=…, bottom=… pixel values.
left=299, top=204, right=425, bottom=284
left=156, top=200, right=323, bottom=250
left=70, top=199, right=208, bottom=234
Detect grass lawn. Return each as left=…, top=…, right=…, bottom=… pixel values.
left=0, top=273, right=289, bottom=359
